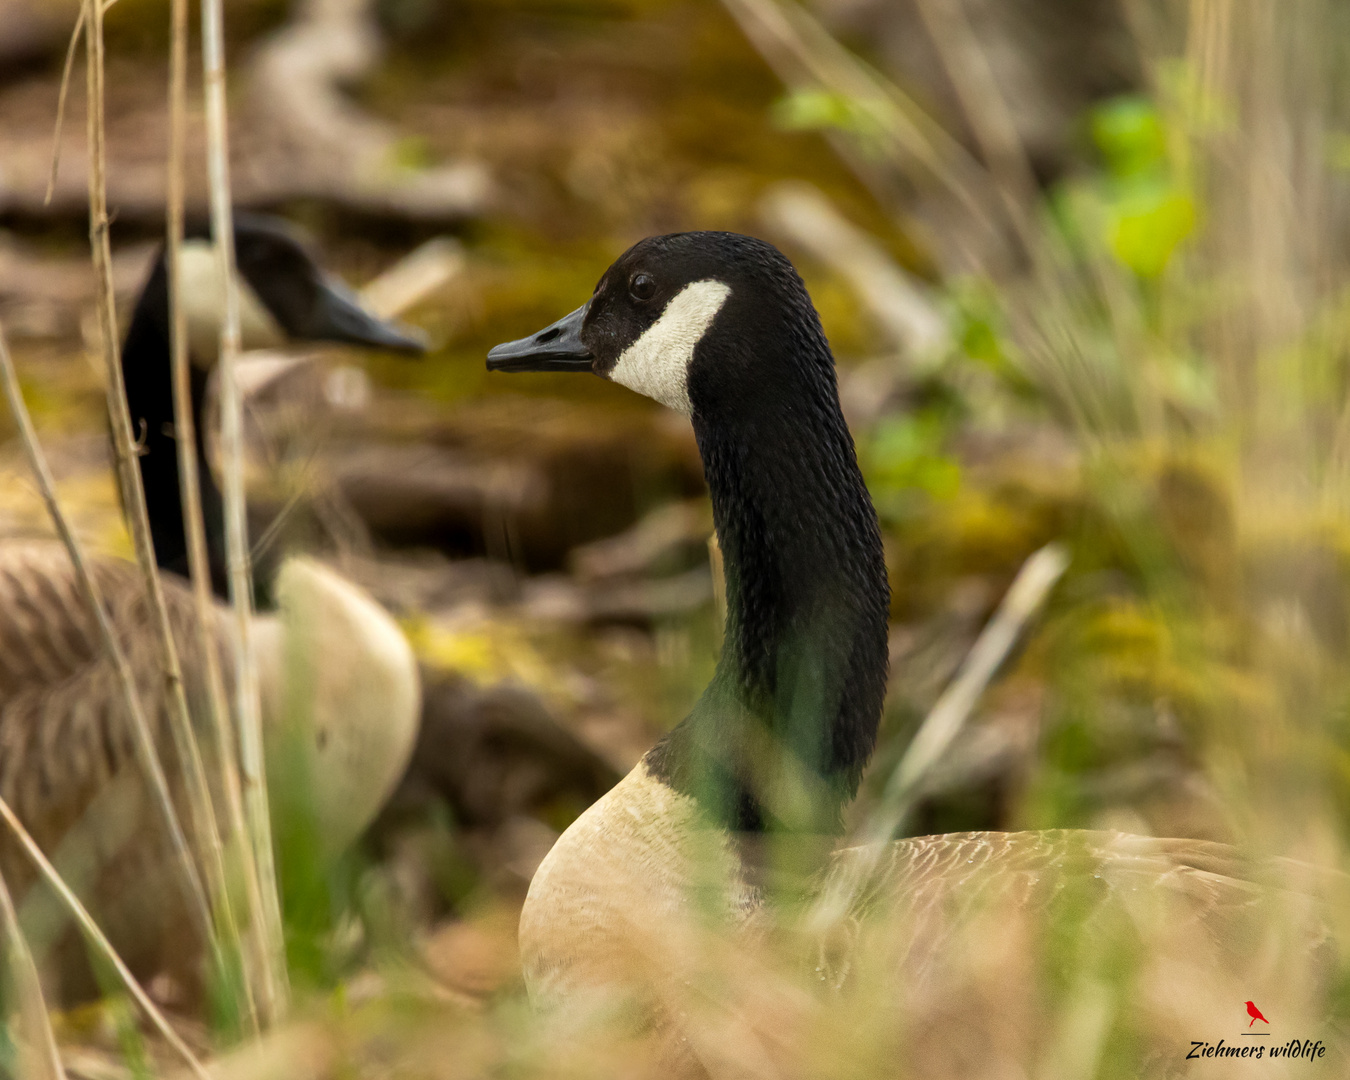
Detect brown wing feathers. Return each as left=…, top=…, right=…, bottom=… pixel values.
left=0, top=542, right=233, bottom=898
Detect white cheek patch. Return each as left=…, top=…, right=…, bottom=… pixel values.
left=608, top=279, right=732, bottom=413
left=178, top=240, right=285, bottom=366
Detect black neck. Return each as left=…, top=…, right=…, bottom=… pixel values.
left=120, top=253, right=231, bottom=598
left=644, top=337, right=891, bottom=835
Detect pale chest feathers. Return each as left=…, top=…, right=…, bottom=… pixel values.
left=519, top=762, right=759, bottom=1010
left=255, top=558, right=420, bottom=855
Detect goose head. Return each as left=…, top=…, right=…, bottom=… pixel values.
left=174, top=213, right=428, bottom=364
left=487, top=231, right=828, bottom=420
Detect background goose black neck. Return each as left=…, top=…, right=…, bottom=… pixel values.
left=118, top=215, right=424, bottom=610
left=119, top=249, right=236, bottom=602
left=645, top=267, right=891, bottom=836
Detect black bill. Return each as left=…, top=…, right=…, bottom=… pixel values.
left=486, top=303, right=593, bottom=372
left=310, top=275, right=428, bottom=354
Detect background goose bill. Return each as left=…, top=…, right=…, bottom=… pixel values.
left=486, top=303, right=594, bottom=372
left=307, top=275, right=428, bottom=353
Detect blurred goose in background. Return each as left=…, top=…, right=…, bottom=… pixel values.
left=0, top=213, right=425, bottom=1001
left=488, top=233, right=1335, bottom=1067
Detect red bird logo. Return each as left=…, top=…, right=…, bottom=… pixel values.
left=1246, top=1001, right=1270, bottom=1028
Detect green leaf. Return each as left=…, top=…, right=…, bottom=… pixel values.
left=1091, top=96, right=1167, bottom=179
left=769, top=89, right=888, bottom=152
left=1104, top=182, right=1196, bottom=279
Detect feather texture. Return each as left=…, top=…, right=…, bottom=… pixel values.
left=0, top=542, right=234, bottom=997
left=0, top=542, right=419, bottom=1002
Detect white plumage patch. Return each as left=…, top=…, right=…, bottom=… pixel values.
left=254, top=557, right=420, bottom=856
left=178, top=239, right=284, bottom=364
left=608, top=279, right=731, bottom=413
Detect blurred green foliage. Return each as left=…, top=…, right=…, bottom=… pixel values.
left=1089, top=96, right=1197, bottom=280
left=1046, top=95, right=1197, bottom=284
left=770, top=89, right=890, bottom=159
left=863, top=412, right=961, bottom=513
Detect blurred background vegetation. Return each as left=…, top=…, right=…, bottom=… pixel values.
left=2, top=0, right=1350, bottom=1075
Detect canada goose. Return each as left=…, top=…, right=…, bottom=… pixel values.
left=127, top=212, right=427, bottom=597
left=488, top=233, right=1335, bottom=1060
left=0, top=215, right=424, bottom=1000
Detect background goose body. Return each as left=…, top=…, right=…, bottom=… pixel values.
left=489, top=233, right=1335, bottom=1050
left=0, top=215, right=424, bottom=1001
left=0, top=545, right=419, bottom=991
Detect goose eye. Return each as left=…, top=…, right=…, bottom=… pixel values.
left=629, top=273, right=656, bottom=301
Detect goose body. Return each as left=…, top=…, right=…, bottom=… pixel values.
left=488, top=234, right=1335, bottom=1060
left=0, top=215, right=425, bottom=999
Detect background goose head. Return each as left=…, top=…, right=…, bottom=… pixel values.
left=174, top=212, right=428, bottom=364
left=122, top=212, right=427, bottom=600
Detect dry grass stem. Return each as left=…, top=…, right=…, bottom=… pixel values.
left=0, top=870, right=67, bottom=1080
left=720, top=0, right=1001, bottom=264
left=0, top=794, right=211, bottom=1080
left=200, top=0, right=290, bottom=1021
left=79, top=0, right=222, bottom=959
left=43, top=0, right=124, bottom=205
left=164, top=0, right=259, bottom=1034
left=43, top=6, right=85, bottom=207
left=911, top=0, right=1041, bottom=257
left=879, top=541, right=1069, bottom=826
